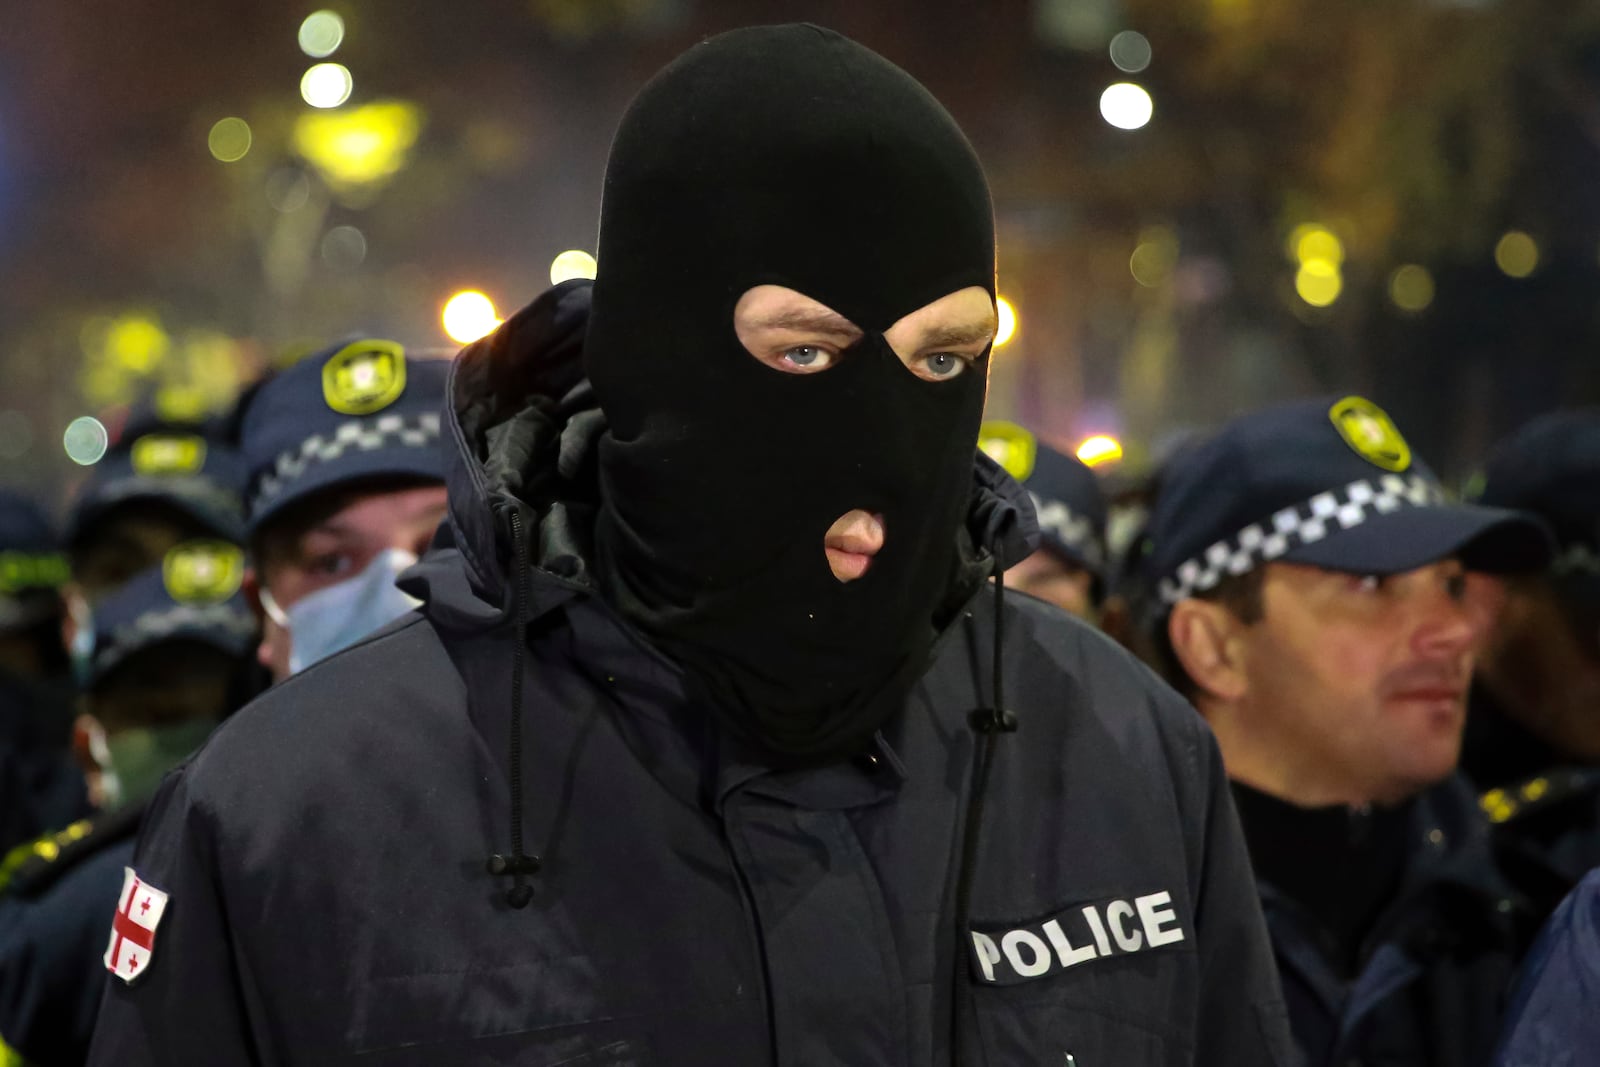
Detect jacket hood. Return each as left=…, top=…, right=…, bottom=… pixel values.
left=408, top=279, right=1040, bottom=630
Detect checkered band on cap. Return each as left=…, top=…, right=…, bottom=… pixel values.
left=251, top=412, right=442, bottom=514
left=95, top=603, right=257, bottom=672
left=1030, top=493, right=1105, bottom=571
left=1158, top=473, right=1444, bottom=606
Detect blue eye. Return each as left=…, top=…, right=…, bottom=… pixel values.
left=923, top=352, right=967, bottom=379
left=778, top=346, right=835, bottom=373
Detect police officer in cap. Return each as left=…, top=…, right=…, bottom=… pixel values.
left=1147, top=395, right=1552, bottom=1067
left=1461, top=410, right=1600, bottom=902
left=0, top=540, right=258, bottom=1066
left=90, top=28, right=1290, bottom=1065
left=0, top=491, right=85, bottom=855
left=64, top=421, right=246, bottom=601
left=237, top=338, right=448, bottom=681
left=977, top=420, right=1108, bottom=620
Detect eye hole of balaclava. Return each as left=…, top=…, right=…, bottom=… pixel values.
left=733, top=285, right=998, bottom=386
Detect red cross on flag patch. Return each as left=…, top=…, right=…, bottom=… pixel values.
left=103, top=867, right=168, bottom=984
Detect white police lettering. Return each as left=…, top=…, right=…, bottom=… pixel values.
left=968, top=891, right=1190, bottom=986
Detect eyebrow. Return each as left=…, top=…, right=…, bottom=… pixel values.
left=749, top=309, right=863, bottom=339
left=920, top=319, right=998, bottom=349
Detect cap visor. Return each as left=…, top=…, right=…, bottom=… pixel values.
left=247, top=447, right=444, bottom=535
left=1283, top=504, right=1553, bottom=576
left=70, top=479, right=244, bottom=547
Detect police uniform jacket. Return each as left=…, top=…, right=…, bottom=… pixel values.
left=88, top=283, right=1292, bottom=1067
left=0, top=807, right=141, bottom=1065
left=1252, top=777, right=1534, bottom=1067
left=1491, top=867, right=1600, bottom=1066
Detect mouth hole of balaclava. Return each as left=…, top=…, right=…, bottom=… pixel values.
left=732, top=284, right=997, bottom=385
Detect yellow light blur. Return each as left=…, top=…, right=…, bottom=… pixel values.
left=207, top=117, right=252, bottom=163
left=1495, top=231, right=1538, bottom=278
left=156, top=384, right=208, bottom=422
left=300, top=62, right=353, bottom=109
left=1295, top=260, right=1342, bottom=307
left=63, top=417, right=109, bottom=466
left=442, top=291, right=501, bottom=344
left=994, top=296, right=1018, bottom=347
left=105, top=315, right=170, bottom=373
left=1294, top=226, right=1344, bottom=268
left=298, top=10, right=345, bottom=58
left=549, top=250, right=598, bottom=285
left=1388, top=264, right=1435, bottom=312
left=1099, top=83, right=1154, bottom=130
left=1076, top=435, right=1124, bottom=467
left=292, top=101, right=422, bottom=194
left=1130, top=227, right=1179, bottom=287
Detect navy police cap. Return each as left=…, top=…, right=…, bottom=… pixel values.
left=1148, top=396, right=1552, bottom=608
left=89, top=540, right=256, bottom=685
left=978, top=420, right=1108, bottom=581
left=67, top=432, right=247, bottom=547
left=240, top=339, right=448, bottom=534
left=1477, top=409, right=1600, bottom=564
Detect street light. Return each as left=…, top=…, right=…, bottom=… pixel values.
left=442, top=291, right=501, bottom=344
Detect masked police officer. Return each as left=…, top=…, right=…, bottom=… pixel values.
left=978, top=420, right=1108, bottom=621
left=237, top=339, right=448, bottom=681
left=1148, top=396, right=1551, bottom=1067
left=1460, top=410, right=1600, bottom=904
left=0, top=491, right=85, bottom=856
left=0, top=539, right=259, bottom=1065
left=89, top=27, right=1291, bottom=1065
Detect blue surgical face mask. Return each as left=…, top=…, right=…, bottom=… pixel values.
left=261, top=548, right=422, bottom=675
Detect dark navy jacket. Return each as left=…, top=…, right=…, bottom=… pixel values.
left=1492, top=867, right=1600, bottom=1066
left=0, top=808, right=140, bottom=1065
left=1256, top=777, right=1534, bottom=1067
left=88, top=283, right=1291, bottom=1066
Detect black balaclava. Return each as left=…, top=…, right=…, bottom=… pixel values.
left=585, top=24, right=996, bottom=762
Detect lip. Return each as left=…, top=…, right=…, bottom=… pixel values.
left=825, top=547, right=876, bottom=581
left=1388, top=688, right=1467, bottom=703
left=823, top=511, right=885, bottom=582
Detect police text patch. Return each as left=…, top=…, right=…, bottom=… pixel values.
left=968, top=891, right=1189, bottom=985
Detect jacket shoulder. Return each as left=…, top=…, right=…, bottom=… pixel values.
left=181, top=614, right=473, bottom=819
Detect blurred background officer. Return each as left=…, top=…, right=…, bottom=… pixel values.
left=0, top=540, right=258, bottom=1067
left=0, top=492, right=85, bottom=856
left=977, top=419, right=1108, bottom=620
left=238, top=338, right=448, bottom=681
left=1460, top=410, right=1600, bottom=902
left=64, top=419, right=246, bottom=602
left=1146, top=395, right=1551, bottom=1067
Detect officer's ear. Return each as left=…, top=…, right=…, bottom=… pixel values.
left=1168, top=598, right=1249, bottom=704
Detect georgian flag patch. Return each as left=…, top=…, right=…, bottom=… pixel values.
left=103, top=867, right=169, bottom=983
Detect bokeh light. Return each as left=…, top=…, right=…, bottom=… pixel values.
left=63, top=417, right=109, bottom=466
left=0, top=412, right=32, bottom=460
left=1130, top=227, right=1179, bottom=287
left=207, top=118, right=252, bottom=163
left=549, top=249, right=598, bottom=285
left=1076, top=435, right=1124, bottom=466
left=1495, top=231, right=1539, bottom=278
left=320, top=225, right=367, bottom=269
left=995, top=296, right=1018, bottom=347
left=298, top=11, right=346, bottom=58
left=1099, top=83, right=1154, bottom=130
left=301, top=63, right=353, bottom=109
left=1389, top=264, right=1435, bottom=312
left=1295, top=260, right=1343, bottom=307
left=1294, top=227, right=1344, bottom=268
left=442, top=290, right=501, bottom=344
left=292, top=101, right=423, bottom=194
left=1109, top=31, right=1152, bottom=73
